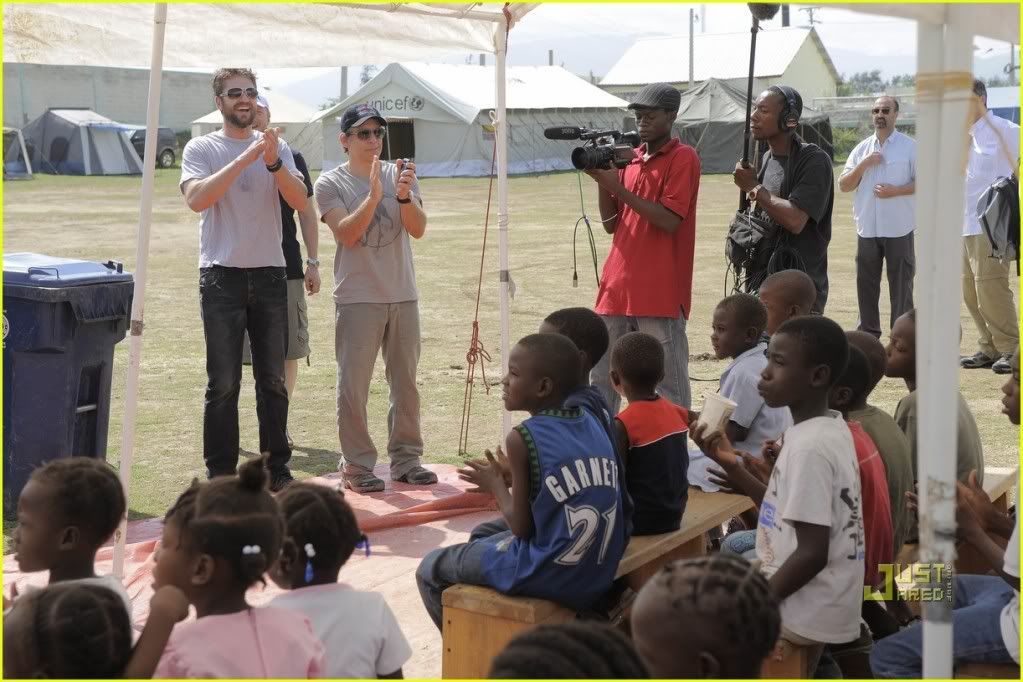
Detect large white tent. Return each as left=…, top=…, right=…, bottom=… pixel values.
left=192, top=90, right=324, bottom=169
left=316, top=62, right=627, bottom=177
left=3, top=4, right=1019, bottom=676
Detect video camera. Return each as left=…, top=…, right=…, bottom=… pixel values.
left=543, top=126, right=642, bottom=171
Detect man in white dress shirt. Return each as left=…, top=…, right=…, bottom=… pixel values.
left=839, top=96, right=916, bottom=339
left=960, top=79, right=1019, bottom=375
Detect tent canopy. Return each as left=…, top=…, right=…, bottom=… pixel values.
left=317, top=62, right=628, bottom=177
left=2, top=3, right=538, bottom=68
left=3, top=126, right=33, bottom=179
left=21, top=108, right=143, bottom=175
left=666, top=78, right=833, bottom=172
left=601, top=27, right=839, bottom=86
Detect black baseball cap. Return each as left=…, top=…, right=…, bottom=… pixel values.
left=628, top=83, right=681, bottom=112
left=340, top=104, right=386, bottom=132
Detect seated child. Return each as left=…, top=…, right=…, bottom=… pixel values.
left=828, top=345, right=894, bottom=589
left=610, top=331, right=689, bottom=535
left=151, top=458, right=325, bottom=678
left=845, top=330, right=914, bottom=559
left=693, top=316, right=865, bottom=673
left=886, top=309, right=985, bottom=483
left=9, top=457, right=130, bottom=611
left=417, top=333, right=626, bottom=627
left=757, top=269, right=817, bottom=337
left=489, top=621, right=648, bottom=679
left=871, top=349, right=1021, bottom=677
left=689, top=294, right=792, bottom=492
left=631, top=554, right=781, bottom=678
left=269, top=483, right=411, bottom=678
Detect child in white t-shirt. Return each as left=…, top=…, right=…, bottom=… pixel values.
left=693, top=316, right=865, bottom=674
left=269, top=483, right=411, bottom=679
left=690, top=294, right=792, bottom=491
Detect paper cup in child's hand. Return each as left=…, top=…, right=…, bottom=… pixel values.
left=696, top=393, right=738, bottom=436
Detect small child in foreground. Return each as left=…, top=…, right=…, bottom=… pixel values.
left=610, top=331, right=689, bottom=535
left=417, top=333, right=625, bottom=626
left=269, top=483, right=411, bottom=678
left=631, top=554, right=781, bottom=678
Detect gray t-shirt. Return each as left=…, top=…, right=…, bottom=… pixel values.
left=180, top=130, right=299, bottom=269
left=314, top=162, right=420, bottom=305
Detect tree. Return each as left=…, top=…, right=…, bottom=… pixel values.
left=888, top=73, right=917, bottom=88
left=984, top=75, right=1012, bottom=87
left=320, top=95, right=343, bottom=111
left=360, top=64, right=378, bottom=85
left=836, top=69, right=887, bottom=96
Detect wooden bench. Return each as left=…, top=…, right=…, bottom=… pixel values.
left=440, top=489, right=754, bottom=679
left=956, top=662, right=1021, bottom=678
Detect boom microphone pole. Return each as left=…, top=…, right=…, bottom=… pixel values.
left=740, top=3, right=781, bottom=208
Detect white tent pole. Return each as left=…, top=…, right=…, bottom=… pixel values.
left=112, top=2, right=167, bottom=580
left=496, top=15, right=511, bottom=437
left=914, top=7, right=972, bottom=677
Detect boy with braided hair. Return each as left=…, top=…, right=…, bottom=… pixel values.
left=269, top=483, right=411, bottom=678
left=632, top=554, right=781, bottom=678
left=489, top=621, right=648, bottom=678
left=9, top=458, right=129, bottom=610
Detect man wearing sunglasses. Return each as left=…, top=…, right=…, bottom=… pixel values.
left=180, top=67, right=309, bottom=492
left=839, top=96, right=916, bottom=340
left=586, top=82, right=700, bottom=415
left=314, top=104, right=433, bottom=494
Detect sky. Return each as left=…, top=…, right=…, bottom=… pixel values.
left=252, top=3, right=1019, bottom=109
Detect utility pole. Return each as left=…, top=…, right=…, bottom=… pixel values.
left=782, top=5, right=790, bottom=27
left=479, top=53, right=485, bottom=66
left=548, top=49, right=554, bottom=66
left=700, top=4, right=706, bottom=32
left=688, top=8, right=695, bottom=89
left=799, top=6, right=821, bottom=27
left=340, top=65, right=348, bottom=99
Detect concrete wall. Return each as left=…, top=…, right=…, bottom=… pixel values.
left=4, top=63, right=215, bottom=131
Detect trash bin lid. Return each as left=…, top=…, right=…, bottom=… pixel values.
left=3, top=253, right=133, bottom=287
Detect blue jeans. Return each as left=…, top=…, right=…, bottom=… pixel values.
left=591, top=311, right=690, bottom=413
left=199, top=266, right=291, bottom=477
left=870, top=574, right=1016, bottom=678
left=416, top=522, right=509, bottom=629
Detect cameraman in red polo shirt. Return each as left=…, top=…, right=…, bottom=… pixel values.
left=587, top=82, right=701, bottom=413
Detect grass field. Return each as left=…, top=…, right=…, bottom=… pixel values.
left=2, top=166, right=1018, bottom=538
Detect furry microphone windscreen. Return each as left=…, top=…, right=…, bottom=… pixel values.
left=748, top=3, right=781, bottom=21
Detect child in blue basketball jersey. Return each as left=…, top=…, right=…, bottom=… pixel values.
left=416, top=333, right=626, bottom=628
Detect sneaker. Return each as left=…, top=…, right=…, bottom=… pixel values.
left=392, top=465, right=438, bottom=485
left=961, top=351, right=997, bottom=369
left=286, top=430, right=294, bottom=448
left=992, top=353, right=1014, bottom=375
left=269, top=468, right=295, bottom=493
left=342, top=471, right=386, bottom=494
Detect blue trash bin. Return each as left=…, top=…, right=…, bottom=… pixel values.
left=3, top=253, right=134, bottom=516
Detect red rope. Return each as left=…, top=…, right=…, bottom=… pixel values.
left=457, top=5, right=512, bottom=457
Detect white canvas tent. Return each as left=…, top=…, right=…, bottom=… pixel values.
left=192, top=90, right=324, bottom=170
left=3, top=126, right=33, bottom=179
left=20, top=108, right=143, bottom=175
left=4, top=5, right=1020, bottom=675
left=316, top=62, right=628, bottom=177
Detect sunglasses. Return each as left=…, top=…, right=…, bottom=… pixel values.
left=872, top=107, right=892, bottom=115
left=352, top=128, right=386, bottom=140
left=220, top=87, right=258, bottom=100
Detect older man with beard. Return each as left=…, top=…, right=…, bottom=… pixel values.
left=839, top=95, right=917, bottom=339
left=179, top=67, right=308, bottom=491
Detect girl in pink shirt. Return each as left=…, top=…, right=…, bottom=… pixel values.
left=151, top=458, right=325, bottom=678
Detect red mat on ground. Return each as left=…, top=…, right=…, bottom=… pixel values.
left=2, top=464, right=498, bottom=678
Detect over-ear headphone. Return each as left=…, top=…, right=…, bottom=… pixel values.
left=770, top=85, right=801, bottom=130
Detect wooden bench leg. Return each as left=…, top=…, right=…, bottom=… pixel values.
left=441, top=605, right=574, bottom=678
left=623, top=533, right=707, bottom=592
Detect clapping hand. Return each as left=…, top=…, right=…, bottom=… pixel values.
left=395, top=159, right=417, bottom=201
left=458, top=449, right=507, bottom=496
left=262, top=127, right=282, bottom=166
left=369, top=156, right=383, bottom=203
left=691, top=422, right=741, bottom=469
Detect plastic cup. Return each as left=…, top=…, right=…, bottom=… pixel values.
left=697, top=392, right=738, bottom=435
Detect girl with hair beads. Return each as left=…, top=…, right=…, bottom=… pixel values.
left=9, top=458, right=129, bottom=610
left=268, top=483, right=411, bottom=678
left=151, top=458, right=325, bottom=678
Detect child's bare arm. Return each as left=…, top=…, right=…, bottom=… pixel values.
left=767, top=521, right=829, bottom=601
left=504, top=430, right=535, bottom=539
left=122, top=586, right=189, bottom=679
left=725, top=420, right=750, bottom=445
left=613, top=418, right=630, bottom=473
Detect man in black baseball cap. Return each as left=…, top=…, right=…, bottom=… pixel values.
left=340, top=103, right=387, bottom=133
left=585, top=81, right=700, bottom=417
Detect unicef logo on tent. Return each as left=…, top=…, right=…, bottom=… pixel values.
left=409, top=96, right=424, bottom=111
left=369, top=95, right=424, bottom=113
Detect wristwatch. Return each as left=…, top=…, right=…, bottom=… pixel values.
left=265, top=158, right=283, bottom=173
left=747, top=184, right=765, bottom=202
left=396, top=194, right=412, bottom=204
left=305, top=258, right=320, bottom=267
